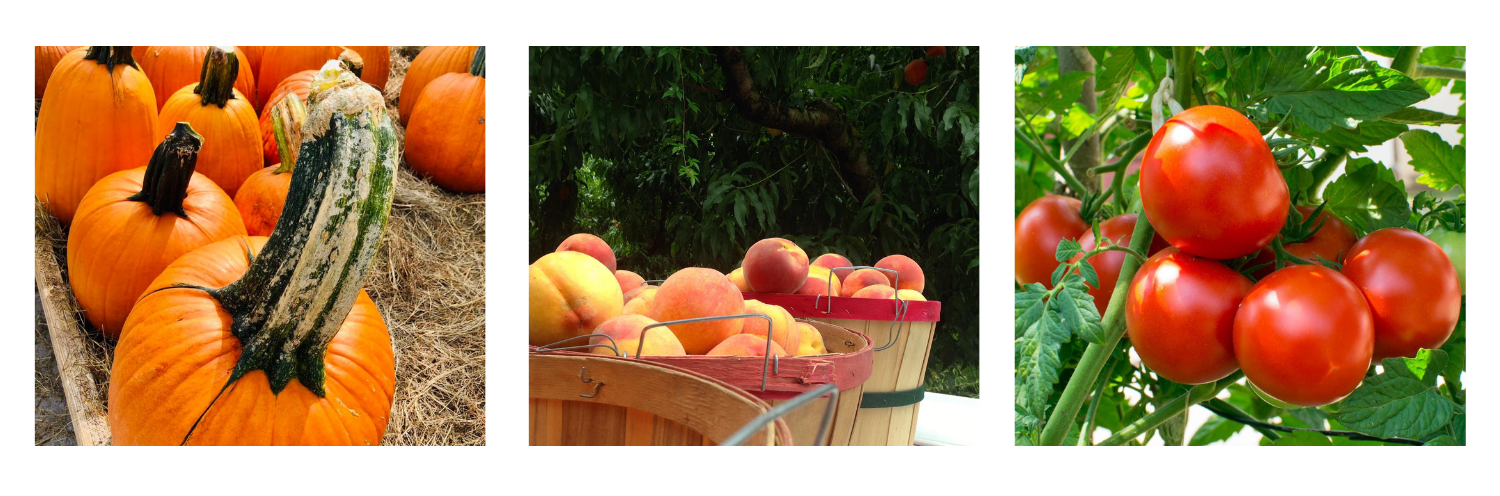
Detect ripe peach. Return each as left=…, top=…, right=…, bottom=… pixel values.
left=529, top=251, right=624, bottom=346
left=852, top=284, right=896, bottom=299
left=623, top=287, right=658, bottom=315
left=794, top=322, right=826, bottom=356
left=623, top=284, right=658, bottom=303
left=795, top=266, right=842, bottom=297
left=740, top=300, right=801, bottom=354
left=876, top=254, right=925, bottom=292
left=556, top=233, right=616, bottom=272
left=589, top=314, right=686, bottom=357
left=615, top=270, right=645, bottom=295
left=743, top=237, right=810, bottom=293
left=840, top=268, right=891, bottom=297
left=649, top=268, right=746, bottom=354
left=811, top=253, right=854, bottom=276
left=728, top=267, right=750, bottom=292
left=706, top=334, right=788, bottom=358
left=897, top=289, right=926, bottom=301
left=905, top=59, right=927, bottom=86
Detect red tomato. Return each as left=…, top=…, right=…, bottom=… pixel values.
left=1341, top=227, right=1462, bottom=359
left=1015, top=195, right=1088, bottom=287
left=1140, top=105, right=1289, bottom=259
left=1249, top=206, right=1359, bottom=278
left=1072, top=214, right=1170, bottom=314
left=1234, top=265, right=1373, bottom=407
left=1126, top=248, right=1251, bottom=384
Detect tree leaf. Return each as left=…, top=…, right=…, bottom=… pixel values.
left=1401, top=130, right=1465, bottom=192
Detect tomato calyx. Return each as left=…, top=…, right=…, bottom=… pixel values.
left=1277, top=203, right=1335, bottom=245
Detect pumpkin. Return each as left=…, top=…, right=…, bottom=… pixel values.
left=36, top=46, right=159, bottom=225
left=110, top=62, right=398, bottom=445
left=237, top=45, right=266, bottom=77
left=398, top=46, right=478, bottom=126
left=344, top=45, right=390, bottom=90
left=135, top=46, right=257, bottom=111
left=35, top=46, right=82, bottom=99
left=67, top=123, right=247, bottom=338
left=406, top=46, right=485, bottom=192
left=254, top=46, right=341, bottom=114
left=257, top=70, right=315, bottom=165
left=157, top=47, right=263, bottom=198
left=235, top=95, right=306, bottom=236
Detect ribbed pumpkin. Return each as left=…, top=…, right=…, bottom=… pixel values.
left=235, top=96, right=305, bottom=236
left=158, top=47, right=263, bottom=198
left=35, top=46, right=82, bottom=99
left=237, top=45, right=266, bottom=77
left=344, top=46, right=390, bottom=90
left=68, top=124, right=247, bottom=338
left=135, top=46, right=257, bottom=112
left=258, top=70, right=315, bottom=165
left=406, top=47, right=485, bottom=193
left=254, top=46, right=341, bottom=114
left=398, top=46, right=477, bottom=126
left=36, top=46, right=159, bottom=225
left=110, top=63, right=398, bottom=445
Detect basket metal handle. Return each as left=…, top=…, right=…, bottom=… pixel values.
left=722, top=383, right=841, bottom=446
left=532, top=333, right=623, bottom=356
left=827, top=265, right=909, bottom=352
left=644, top=313, right=777, bottom=391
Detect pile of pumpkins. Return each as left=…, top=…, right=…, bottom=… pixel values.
left=530, top=233, right=927, bottom=359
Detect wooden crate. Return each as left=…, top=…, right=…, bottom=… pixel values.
left=529, top=353, right=793, bottom=446
left=34, top=205, right=111, bottom=446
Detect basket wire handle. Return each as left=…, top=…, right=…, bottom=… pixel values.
left=641, top=279, right=665, bottom=286
left=578, top=367, right=604, bottom=398
left=533, top=333, right=623, bottom=356
left=644, top=313, right=777, bottom=391
left=828, top=265, right=908, bottom=351
left=722, top=383, right=841, bottom=446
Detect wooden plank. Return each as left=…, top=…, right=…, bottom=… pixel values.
left=886, top=322, right=937, bottom=446
left=623, top=406, right=653, bottom=446
left=35, top=219, right=110, bottom=446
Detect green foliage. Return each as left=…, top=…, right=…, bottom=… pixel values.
left=531, top=46, right=980, bottom=382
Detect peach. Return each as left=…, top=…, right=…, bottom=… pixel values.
left=740, top=299, right=801, bottom=354
left=706, top=334, right=788, bottom=358
left=896, top=289, right=926, bottom=301
left=529, top=251, right=623, bottom=346
left=589, top=314, right=686, bottom=357
left=743, top=237, right=809, bottom=293
left=648, top=268, right=746, bottom=354
left=876, top=254, right=925, bottom=292
left=728, top=267, right=750, bottom=292
left=794, top=322, right=826, bottom=356
left=841, top=268, right=891, bottom=297
left=852, top=284, right=896, bottom=299
left=811, top=253, right=854, bottom=279
left=556, top=233, right=616, bottom=272
left=794, top=266, right=842, bottom=297
left=623, top=284, right=658, bottom=303
left=623, top=287, right=658, bottom=315
left=615, top=270, right=645, bottom=295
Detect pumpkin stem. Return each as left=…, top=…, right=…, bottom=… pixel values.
left=128, top=123, right=203, bottom=217
left=194, top=46, right=240, bottom=107
left=270, top=94, right=307, bottom=175
left=82, top=46, right=137, bottom=73
left=217, top=62, right=396, bottom=396
left=470, top=46, right=485, bottom=78
left=338, top=47, right=364, bottom=79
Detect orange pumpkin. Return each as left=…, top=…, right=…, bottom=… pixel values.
left=110, top=64, right=397, bottom=445
left=398, top=46, right=477, bottom=126
left=35, top=46, right=82, bottom=99
left=158, top=47, right=263, bottom=198
left=135, top=46, right=257, bottom=111
left=235, top=96, right=306, bottom=236
left=255, top=46, right=341, bottom=114
left=68, top=123, right=247, bottom=338
left=36, top=46, right=159, bottom=225
left=237, top=45, right=266, bottom=77
left=257, top=70, right=315, bottom=165
left=344, top=45, right=390, bottom=90
left=406, top=47, right=485, bottom=192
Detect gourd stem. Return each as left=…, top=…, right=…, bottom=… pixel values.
left=195, top=46, right=239, bottom=107
left=82, top=46, right=136, bottom=73
left=128, top=123, right=203, bottom=217
left=338, top=48, right=364, bottom=79
left=270, top=95, right=307, bottom=175
left=470, top=46, right=486, bottom=78
left=215, top=63, right=396, bottom=396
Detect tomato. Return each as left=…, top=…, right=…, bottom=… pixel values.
left=1425, top=228, right=1466, bottom=295
left=1341, top=228, right=1462, bottom=359
left=1234, top=264, right=1373, bottom=407
left=1249, top=206, right=1359, bottom=278
left=1140, top=105, right=1289, bottom=259
left=1015, top=195, right=1088, bottom=287
left=1125, top=248, right=1251, bottom=384
left=1073, top=214, right=1170, bottom=314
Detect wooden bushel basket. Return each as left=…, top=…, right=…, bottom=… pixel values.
left=529, top=352, right=794, bottom=446
left=744, top=265, right=942, bottom=446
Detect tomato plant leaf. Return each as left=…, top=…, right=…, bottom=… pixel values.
left=1380, top=107, right=1466, bottom=126
left=1060, top=103, right=1096, bottom=139
left=1052, top=280, right=1105, bottom=344
left=1188, top=414, right=1243, bottom=446
left=1401, top=130, right=1466, bottom=192
left=1297, top=119, right=1408, bottom=152
left=1054, top=238, right=1084, bottom=263
left=1015, top=311, right=1069, bottom=421
left=1077, top=260, right=1099, bottom=289
left=1263, top=430, right=1332, bottom=446
left=1014, top=283, right=1048, bottom=338
left=1259, top=48, right=1429, bottom=133
left=1286, top=407, right=1329, bottom=430
left=1036, top=71, right=1093, bottom=116
left=1330, top=354, right=1457, bottom=440
left=1322, top=157, right=1411, bottom=234
left=1094, top=48, right=1137, bottom=116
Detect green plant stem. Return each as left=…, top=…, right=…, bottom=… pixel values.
left=1080, top=355, right=1117, bottom=446
left=1204, top=398, right=1281, bottom=441
left=1391, top=47, right=1421, bottom=76
left=1098, top=372, right=1241, bottom=446
left=1038, top=202, right=1155, bottom=446
left=1414, top=64, right=1465, bottom=81
left=1198, top=400, right=1424, bottom=445
left=1015, top=127, right=1088, bottom=193
left=1172, top=47, right=1197, bottom=106
left=1308, top=146, right=1347, bottom=203
left=1270, top=238, right=1317, bottom=269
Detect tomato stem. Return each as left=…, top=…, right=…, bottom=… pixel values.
left=1096, top=371, right=1242, bottom=446
left=1199, top=398, right=1425, bottom=445
left=1014, top=126, right=1089, bottom=194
